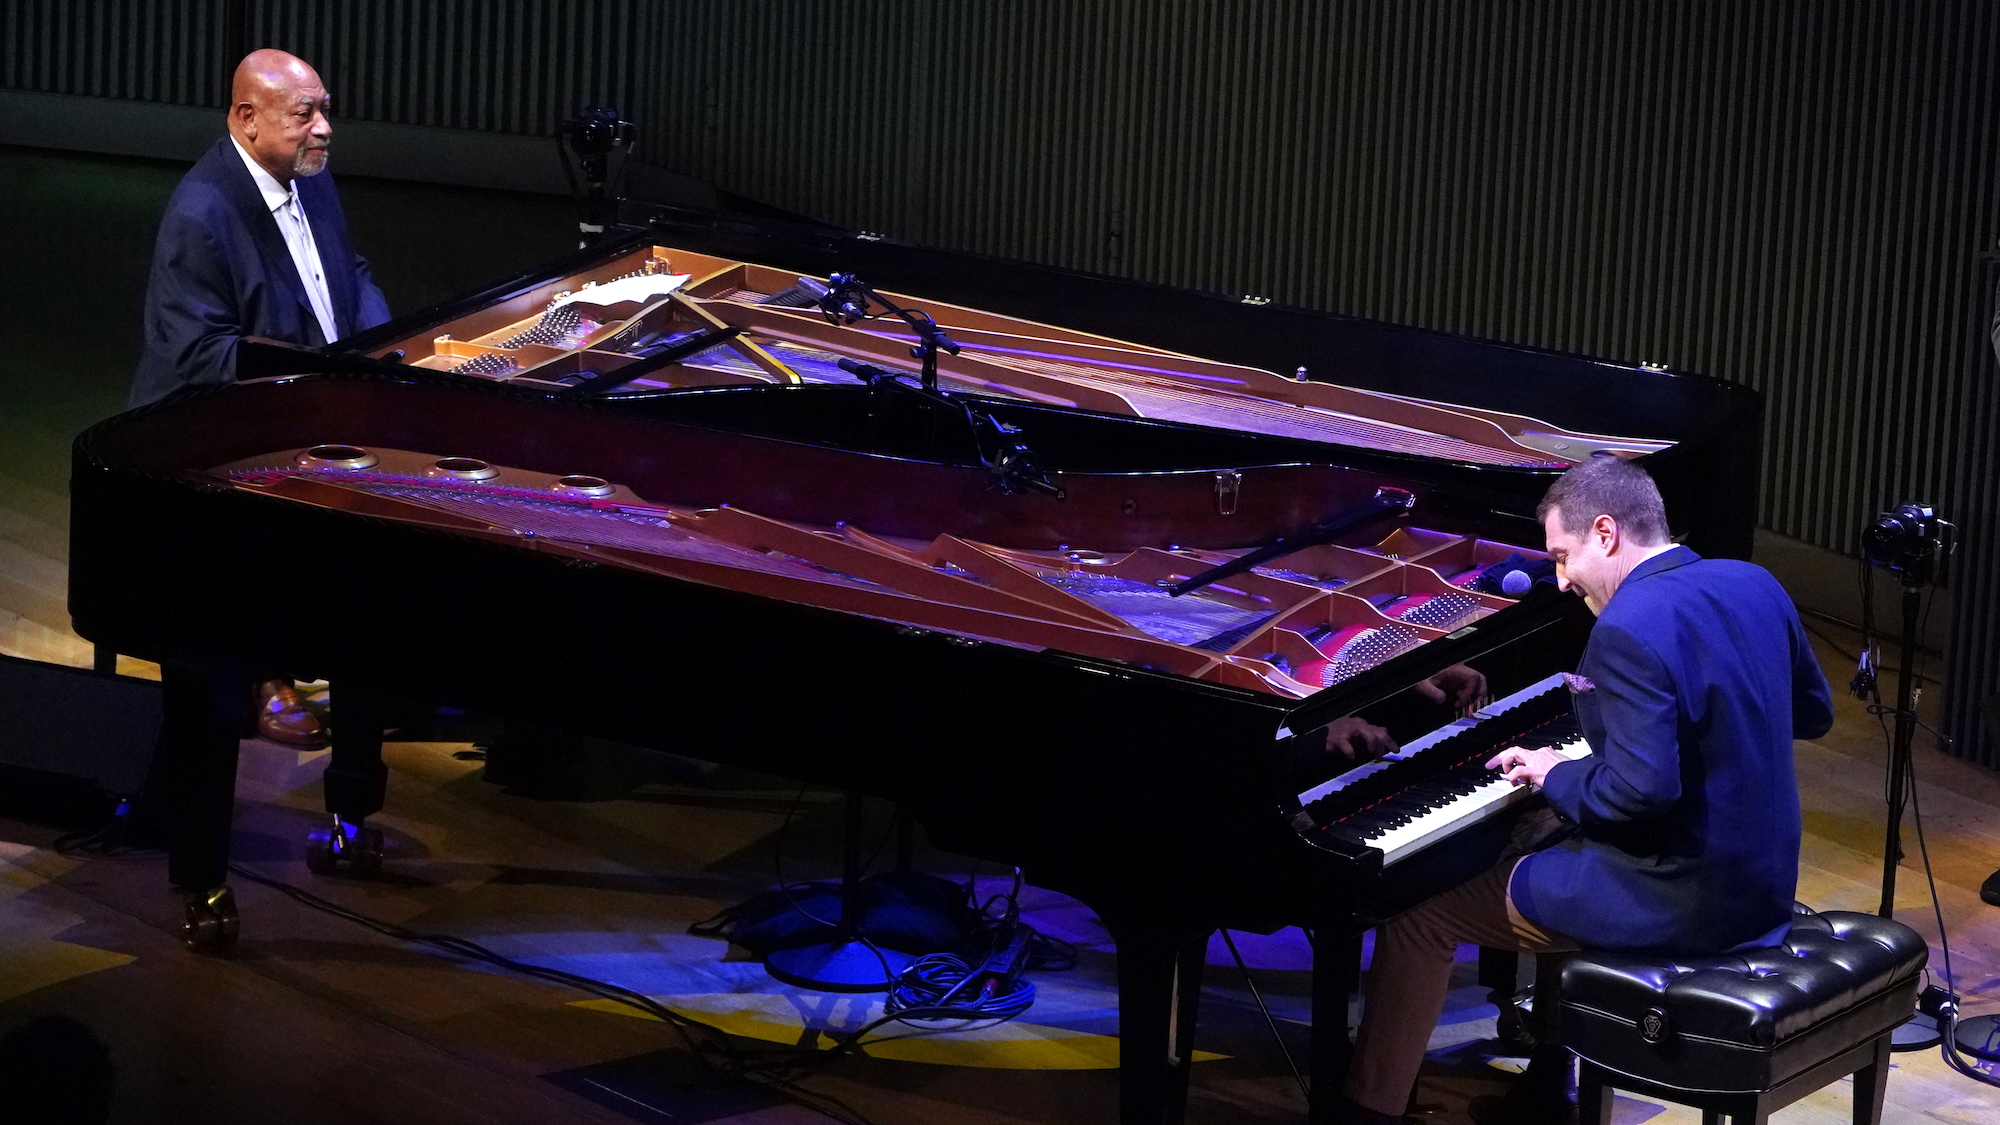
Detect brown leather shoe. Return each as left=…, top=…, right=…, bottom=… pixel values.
left=256, top=679, right=328, bottom=749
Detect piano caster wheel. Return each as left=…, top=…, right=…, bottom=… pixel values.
left=179, top=886, right=240, bottom=952
left=305, top=818, right=384, bottom=877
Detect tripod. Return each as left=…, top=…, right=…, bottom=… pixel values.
left=1876, top=573, right=1924, bottom=924
left=1863, top=521, right=1952, bottom=1052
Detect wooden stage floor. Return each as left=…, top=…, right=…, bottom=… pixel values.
left=1, top=144, right=1996, bottom=1125
left=0, top=627, right=1997, bottom=1125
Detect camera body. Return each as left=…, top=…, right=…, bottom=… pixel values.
left=562, top=106, right=635, bottom=168
left=1862, top=502, right=1953, bottom=584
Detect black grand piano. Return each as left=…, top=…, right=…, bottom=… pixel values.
left=68, top=208, right=1759, bottom=1125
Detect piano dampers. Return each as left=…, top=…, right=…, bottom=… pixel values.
left=298, top=444, right=378, bottom=470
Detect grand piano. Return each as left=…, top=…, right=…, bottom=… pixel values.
left=68, top=207, right=1760, bottom=1124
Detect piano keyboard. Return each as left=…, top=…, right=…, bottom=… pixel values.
left=1296, top=674, right=1591, bottom=867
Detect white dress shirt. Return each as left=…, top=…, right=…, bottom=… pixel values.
left=232, top=138, right=341, bottom=345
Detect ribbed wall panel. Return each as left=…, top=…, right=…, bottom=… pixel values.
left=0, top=0, right=229, bottom=105
left=5, top=1, right=1996, bottom=761
left=0, top=1, right=657, bottom=133
left=642, top=1, right=2000, bottom=765
left=246, top=0, right=657, bottom=136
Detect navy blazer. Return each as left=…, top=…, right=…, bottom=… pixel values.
left=130, top=137, right=391, bottom=407
left=1510, top=546, right=1834, bottom=954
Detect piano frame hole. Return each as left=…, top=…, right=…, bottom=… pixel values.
left=552, top=474, right=616, bottom=498
left=299, top=444, right=378, bottom=470
left=429, top=457, right=500, bottom=480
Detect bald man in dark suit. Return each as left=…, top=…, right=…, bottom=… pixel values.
left=131, top=48, right=389, bottom=409
left=131, top=50, right=392, bottom=745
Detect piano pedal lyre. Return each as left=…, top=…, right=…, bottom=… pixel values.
left=305, top=814, right=384, bottom=878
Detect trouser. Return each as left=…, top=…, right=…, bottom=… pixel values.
left=1344, top=855, right=1580, bottom=1116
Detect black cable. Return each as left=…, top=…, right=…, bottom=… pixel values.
left=1802, top=610, right=1944, bottom=689
left=65, top=793, right=1058, bottom=1105
left=52, top=799, right=157, bottom=861
left=1219, top=929, right=1309, bottom=1103
left=222, top=861, right=882, bottom=1123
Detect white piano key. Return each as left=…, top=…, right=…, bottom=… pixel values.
left=1367, top=737, right=1591, bottom=866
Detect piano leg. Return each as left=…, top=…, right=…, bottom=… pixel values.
left=159, top=656, right=252, bottom=951
left=1309, top=929, right=1363, bottom=1124
left=307, top=684, right=387, bottom=877
left=1110, top=921, right=1210, bottom=1125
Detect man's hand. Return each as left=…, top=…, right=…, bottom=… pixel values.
left=1417, top=663, right=1490, bottom=716
left=1486, top=745, right=1566, bottom=788
left=1322, top=716, right=1399, bottom=761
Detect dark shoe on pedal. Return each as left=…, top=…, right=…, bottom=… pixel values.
left=256, top=679, right=328, bottom=749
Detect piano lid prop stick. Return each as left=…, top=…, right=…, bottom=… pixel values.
left=1167, top=487, right=1415, bottom=597
left=555, top=323, right=743, bottom=398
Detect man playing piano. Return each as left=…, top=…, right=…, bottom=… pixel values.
left=1335, top=453, right=1834, bottom=1125
left=130, top=48, right=391, bottom=746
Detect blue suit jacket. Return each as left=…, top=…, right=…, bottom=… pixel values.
left=130, top=137, right=391, bottom=407
left=1510, top=547, right=1834, bottom=953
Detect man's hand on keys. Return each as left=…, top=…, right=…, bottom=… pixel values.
left=1486, top=745, right=1566, bottom=788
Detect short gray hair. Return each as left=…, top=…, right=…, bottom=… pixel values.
left=1534, top=453, right=1670, bottom=545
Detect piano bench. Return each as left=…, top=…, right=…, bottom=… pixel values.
left=1557, top=911, right=1928, bottom=1125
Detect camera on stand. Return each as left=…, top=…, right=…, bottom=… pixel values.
left=557, top=106, right=637, bottom=247
left=1854, top=501, right=1957, bottom=1051
left=1862, top=502, right=1954, bottom=586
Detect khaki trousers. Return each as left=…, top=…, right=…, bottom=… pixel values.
left=1344, top=857, right=1579, bottom=1116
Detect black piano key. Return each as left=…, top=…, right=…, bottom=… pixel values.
left=1299, top=682, right=1577, bottom=834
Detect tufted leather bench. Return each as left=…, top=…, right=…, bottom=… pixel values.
left=1558, top=910, right=1928, bottom=1125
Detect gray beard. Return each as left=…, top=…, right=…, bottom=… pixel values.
left=292, top=148, right=328, bottom=177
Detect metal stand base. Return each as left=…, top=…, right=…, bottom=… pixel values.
left=1890, top=1010, right=1942, bottom=1052
left=765, top=940, right=912, bottom=993
left=1952, top=1014, right=2000, bottom=1061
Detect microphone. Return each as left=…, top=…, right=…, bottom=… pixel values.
left=836, top=356, right=898, bottom=384
left=1501, top=569, right=1534, bottom=596
left=819, top=273, right=871, bottom=325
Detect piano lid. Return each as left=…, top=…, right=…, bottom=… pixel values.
left=351, top=239, right=1673, bottom=469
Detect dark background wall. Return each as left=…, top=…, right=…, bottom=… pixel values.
left=3, top=0, right=1996, bottom=764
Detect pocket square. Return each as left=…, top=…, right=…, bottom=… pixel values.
left=1563, top=672, right=1597, bottom=694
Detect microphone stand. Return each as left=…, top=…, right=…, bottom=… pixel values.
left=819, top=273, right=956, bottom=393
left=821, top=276, right=1066, bottom=500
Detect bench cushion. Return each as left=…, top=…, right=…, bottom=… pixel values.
left=1559, top=911, right=1927, bottom=1092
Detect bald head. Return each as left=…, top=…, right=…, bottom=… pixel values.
left=228, top=49, right=331, bottom=185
